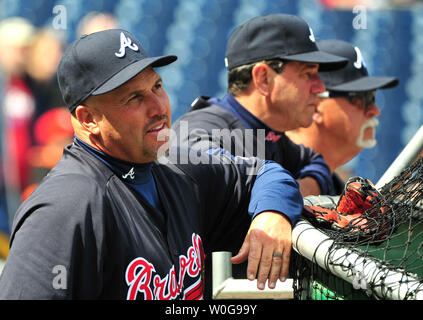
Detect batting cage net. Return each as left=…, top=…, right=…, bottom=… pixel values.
left=291, top=156, right=423, bottom=300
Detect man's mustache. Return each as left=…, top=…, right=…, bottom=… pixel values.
left=145, top=114, right=169, bottom=131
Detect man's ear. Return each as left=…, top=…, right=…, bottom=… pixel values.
left=251, top=63, right=272, bottom=97
left=74, top=105, right=100, bottom=135
left=313, top=103, right=324, bottom=124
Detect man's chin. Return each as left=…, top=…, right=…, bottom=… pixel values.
left=154, top=141, right=170, bottom=160
left=356, top=137, right=377, bottom=149
left=356, top=118, right=378, bottom=149
left=300, top=115, right=315, bottom=129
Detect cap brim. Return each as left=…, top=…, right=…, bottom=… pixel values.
left=92, top=55, right=177, bottom=95
left=282, top=51, right=348, bottom=71
left=327, top=76, right=399, bottom=92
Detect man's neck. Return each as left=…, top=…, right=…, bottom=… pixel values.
left=287, top=127, right=356, bottom=173
left=233, top=94, right=290, bottom=132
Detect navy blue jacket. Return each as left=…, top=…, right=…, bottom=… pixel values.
left=0, top=140, right=302, bottom=299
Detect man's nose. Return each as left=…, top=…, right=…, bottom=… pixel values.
left=366, top=102, right=381, bottom=117
left=311, top=73, right=326, bottom=94
left=147, top=94, right=168, bottom=118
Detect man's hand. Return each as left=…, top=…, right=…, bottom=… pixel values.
left=230, top=211, right=292, bottom=290
left=298, top=176, right=321, bottom=197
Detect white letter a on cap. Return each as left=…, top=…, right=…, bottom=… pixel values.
left=115, top=32, right=139, bottom=58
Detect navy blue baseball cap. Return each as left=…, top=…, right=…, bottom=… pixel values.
left=57, top=29, right=177, bottom=112
left=225, top=14, right=348, bottom=71
left=317, top=39, right=398, bottom=92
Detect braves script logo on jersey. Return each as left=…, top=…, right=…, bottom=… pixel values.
left=265, top=131, right=282, bottom=143
left=125, top=233, right=204, bottom=300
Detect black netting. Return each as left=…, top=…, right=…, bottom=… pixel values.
left=292, top=156, right=423, bottom=300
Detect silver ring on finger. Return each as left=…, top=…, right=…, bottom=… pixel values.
left=272, top=251, right=283, bottom=258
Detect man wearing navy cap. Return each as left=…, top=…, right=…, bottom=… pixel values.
left=173, top=14, right=348, bottom=197
left=0, top=29, right=304, bottom=299
left=287, top=39, right=398, bottom=193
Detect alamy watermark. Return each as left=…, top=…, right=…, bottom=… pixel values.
left=155, top=121, right=268, bottom=176
left=52, top=264, right=67, bottom=290
left=52, top=5, right=67, bottom=30
left=352, top=5, right=367, bottom=30
left=352, top=264, right=368, bottom=291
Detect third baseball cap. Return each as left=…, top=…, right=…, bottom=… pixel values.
left=224, top=14, right=348, bottom=71
left=317, top=39, right=398, bottom=92
left=57, top=29, right=177, bottom=113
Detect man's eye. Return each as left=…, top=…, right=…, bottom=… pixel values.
left=305, top=71, right=318, bottom=79
left=128, top=94, right=143, bottom=103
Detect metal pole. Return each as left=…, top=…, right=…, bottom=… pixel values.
left=376, top=125, right=423, bottom=189
left=212, top=251, right=232, bottom=297
left=292, top=219, right=423, bottom=300
left=211, top=251, right=294, bottom=299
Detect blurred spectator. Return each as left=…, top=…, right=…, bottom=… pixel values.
left=319, top=0, right=422, bottom=8
left=392, top=0, right=423, bottom=5
left=0, top=17, right=36, bottom=197
left=320, top=0, right=370, bottom=8
left=76, top=11, right=119, bottom=37
left=22, top=107, right=74, bottom=202
left=25, top=28, right=65, bottom=125
left=1, top=23, right=67, bottom=211
left=0, top=231, right=8, bottom=260
left=0, top=17, right=36, bottom=255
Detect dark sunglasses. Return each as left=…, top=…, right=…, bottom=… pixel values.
left=329, top=90, right=376, bottom=111
left=325, top=90, right=377, bottom=111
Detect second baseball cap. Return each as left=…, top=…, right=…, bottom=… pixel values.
left=57, top=29, right=177, bottom=113
left=317, top=39, right=398, bottom=92
left=224, top=14, right=348, bottom=71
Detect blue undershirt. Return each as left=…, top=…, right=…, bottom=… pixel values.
left=76, top=136, right=302, bottom=225
left=209, top=94, right=271, bottom=132
left=76, top=137, right=162, bottom=211
left=208, top=94, right=282, bottom=157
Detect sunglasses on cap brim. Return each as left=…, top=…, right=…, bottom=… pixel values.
left=317, top=90, right=377, bottom=111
